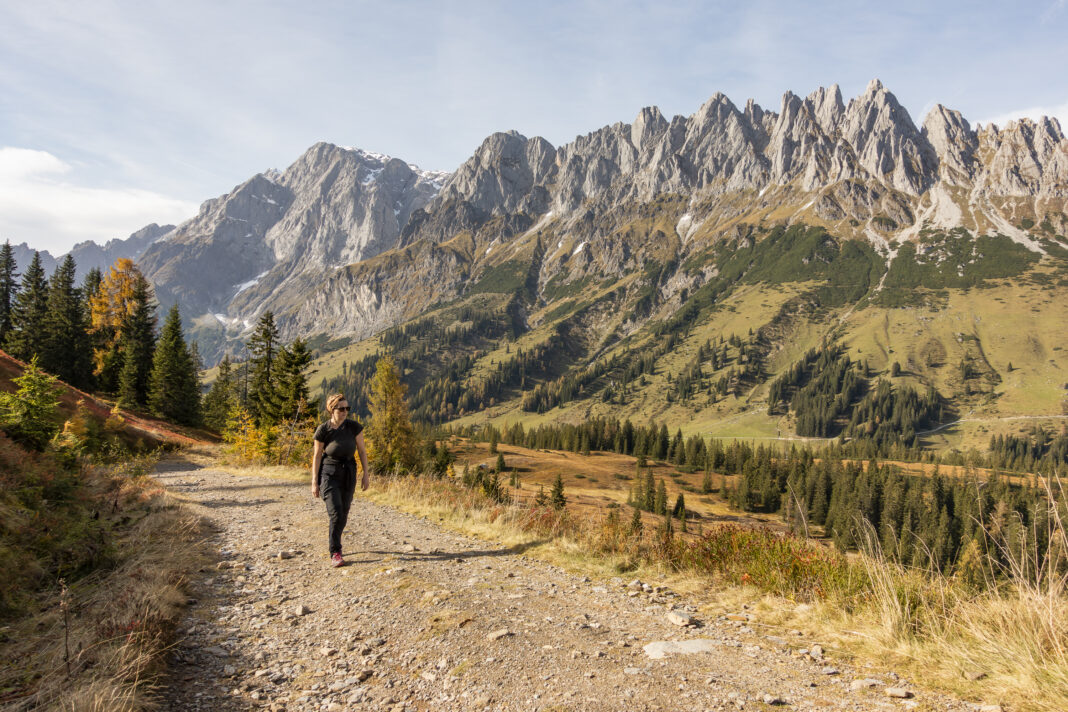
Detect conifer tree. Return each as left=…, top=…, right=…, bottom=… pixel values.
left=42, top=255, right=93, bottom=389
left=643, top=469, right=655, bottom=512
left=246, top=311, right=279, bottom=423
left=81, top=267, right=102, bottom=307
left=701, top=458, right=714, bottom=493
left=89, top=259, right=152, bottom=392
left=496, top=452, right=506, bottom=473
left=269, top=337, right=315, bottom=424
left=673, top=493, right=686, bottom=520
left=0, top=356, right=62, bottom=451
left=365, top=355, right=417, bottom=472
left=629, top=504, right=643, bottom=537
left=148, top=304, right=201, bottom=425
left=654, top=478, right=667, bottom=515
left=203, top=354, right=240, bottom=431
left=117, top=274, right=156, bottom=407
left=550, top=472, right=566, bottom=509
left=656, top=423, right=669, bottom=460
left=0, top=241, right=17, bottom=345
left=534, top=486, right=548, bottom=507
left=5, top=251, right=49, bottom=361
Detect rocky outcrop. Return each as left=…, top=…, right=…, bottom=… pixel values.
left=408, top=79, right=1067, bottom=245
left=138, top=144, right=447, bottom=317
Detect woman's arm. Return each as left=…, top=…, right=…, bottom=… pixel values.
left=311, top=440, right=324, bottom=496
left=355, top=432, right=371, bottom=490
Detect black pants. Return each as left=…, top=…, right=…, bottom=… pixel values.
left=319, top=459, right=356, bottom=555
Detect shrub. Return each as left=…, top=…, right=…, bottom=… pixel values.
left=0, top=356, right=63, bottom=451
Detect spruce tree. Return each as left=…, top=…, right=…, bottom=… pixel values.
left=0, top=241, right=17, bottom=345
left=673, top=493, right=686, bottom=520
left=269, top=337, right=315, bottom=424
left=42, top=255, right=93, bottom=389
left=148, top=305, right=201, bottom=425
left=0, top=356, right=62, bottom=451
left=365, top=355, right=417, bottom=472
left=81, top=267, right=102, bottom=307
left=654, top=478, right=667, bottom=515
left=643, top=469, right=655, bottom=512
left=117, top=274, right=156, bottom=407
left=5, top=251, right=49, bottom=361
left=629, top=504, right=643, bottom=537
left=496, top=453, right=506, bottom=473
left=701, top=459, right=714, bottom=493
left=246, top=311, right=279, bottom=423
left=534, top=486, right=548, bottom=507
left=203, top=354, right=240, bottom=431
left=550, top=472, right=566, bottom=510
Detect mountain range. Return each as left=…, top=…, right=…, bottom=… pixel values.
left=8, top=79, right=1067, bottom=441
left=127, top=79, right=1066, bottom=355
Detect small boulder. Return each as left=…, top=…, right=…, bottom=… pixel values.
left=885, top=687, right=914, bottom=699
left=487, top=629, right=513, bottom=641
left=849, top=679, right=882, bottom=691
left=667, top=610, right=695, bottom=627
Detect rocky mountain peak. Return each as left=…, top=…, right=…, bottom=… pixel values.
left=632, top=106, right=668, bottom=150
left=804, top=84, right=844, bottom=135
left=975, top=115, right=1068, bottom=197
left=921, top=104, right=978, bottom=184
left=841, top=78, right=937, bottom=195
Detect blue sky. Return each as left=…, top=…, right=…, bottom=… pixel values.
left=1, top=0, right=1066, bottom=254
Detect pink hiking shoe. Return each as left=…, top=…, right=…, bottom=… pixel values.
left=330, top=552, right=344, bottom=567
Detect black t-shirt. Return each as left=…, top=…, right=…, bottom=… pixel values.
left=314, top=419, right=364, bottom=462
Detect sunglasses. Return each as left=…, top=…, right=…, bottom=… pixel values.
left=334, top=406, right=350, bottom=412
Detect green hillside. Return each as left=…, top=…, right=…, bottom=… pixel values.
left=308, top=220, right=1068, bottom=459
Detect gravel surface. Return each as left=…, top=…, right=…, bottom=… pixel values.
left=153, top=454, right=986, bottom=712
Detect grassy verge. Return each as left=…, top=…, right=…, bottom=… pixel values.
left=0, top=450, right=208, bottom=711
left=362, top=471, right=1066, bottom=712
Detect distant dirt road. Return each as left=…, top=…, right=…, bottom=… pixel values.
left=152, top=450, right=971, bottom=712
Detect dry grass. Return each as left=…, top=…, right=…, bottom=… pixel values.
left=0, top=462, right=209, bottom=712
left=363, top=469, right=1068, bottom=712
left=213, top=438, right=1068, bottom=711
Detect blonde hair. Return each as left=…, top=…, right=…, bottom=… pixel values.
left=325, top=393, right=347, bottom=416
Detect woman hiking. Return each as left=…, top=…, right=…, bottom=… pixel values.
left=311, top=393, right=370, bottom=567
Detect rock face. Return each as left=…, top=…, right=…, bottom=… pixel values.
left=138, top=144, right=447, bottom=320
left=122, top=80, right=1067, bottom=360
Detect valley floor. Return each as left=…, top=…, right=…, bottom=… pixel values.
left=151, top=449, right=981, bottom=712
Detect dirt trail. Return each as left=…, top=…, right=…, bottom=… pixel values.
left=153, top=452, right=975, bottom=712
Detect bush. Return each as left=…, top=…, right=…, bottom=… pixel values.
left=0, top=356, right=63, bottom=451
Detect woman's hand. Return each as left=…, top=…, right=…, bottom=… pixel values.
left=311, top=481, right=319, bottom=498
left=361, top=470, right=370, bottom=491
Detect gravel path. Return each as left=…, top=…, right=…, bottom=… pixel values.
left=153, top=453, right=985, bottom=712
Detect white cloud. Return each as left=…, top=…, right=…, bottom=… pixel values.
left=0, top=147, right=197, bottom=255
left=977, top=101, right=1068, bottom=131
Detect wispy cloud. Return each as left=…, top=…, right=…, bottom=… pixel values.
left=0, top=147, right=197, bottom=254
left=977, top=101, right=1068, bottom=130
